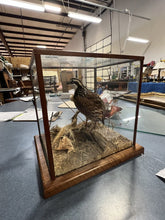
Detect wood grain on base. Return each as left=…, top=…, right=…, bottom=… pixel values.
left=34, top=135, right=144, bottom=199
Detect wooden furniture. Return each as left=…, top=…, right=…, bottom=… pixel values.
left=101, top=80, right=128, bottom=91
left=18, top=80, right=33, bottom=96
left=3, top=71, right=17, bottom=98
left=12, top=68, right=30, bottom=81
left=0, top=88, right=18, bottom=103
left=60, top=70, right=74, bottom=92
left=43, top=76, right=58, bottom=93
left=0, top=70, right=21, bottom=102
left=30, top=49, right=144, bottom=198
left=0, top=68, right=33, bottom=102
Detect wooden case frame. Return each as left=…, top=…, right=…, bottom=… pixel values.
left=30, top=49, right=144, bottom=198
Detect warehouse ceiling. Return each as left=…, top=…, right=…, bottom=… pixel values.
left=0, top=0, right=113, bottom=57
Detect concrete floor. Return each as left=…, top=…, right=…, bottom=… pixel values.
left=0, top=100, right=165, bottom=220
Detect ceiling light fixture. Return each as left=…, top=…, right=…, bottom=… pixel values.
left=0, top=0, right=44, bottom=11
left=36, top=45, right=47, bottom=48
left=127, top=36, right=149, bottom=43
left=68, top=11, right=102, bottom=23
left=75, top=0, right=150, bottom=21
left=44, top=3, right=61, bottom=13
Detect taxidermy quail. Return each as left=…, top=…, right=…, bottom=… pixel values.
left=67, top=78, right=105, bottom=125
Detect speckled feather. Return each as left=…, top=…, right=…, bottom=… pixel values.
left=70, top=78, right=105, bottom=123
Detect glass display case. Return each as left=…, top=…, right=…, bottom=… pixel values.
left=30, top=49, right=144, bottom=198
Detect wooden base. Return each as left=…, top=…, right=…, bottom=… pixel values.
left=34, top=135, right=144, bottom=199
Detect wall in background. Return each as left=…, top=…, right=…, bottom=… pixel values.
left=65, top=29, right=84, bottom=52
left=85, top=10, right=111, bottom=50
left=5, top=56, right=30, bottom=68
left=65, top=10, right=111, bottom=52
left=65, top=0, right=165, bottom=64
left=111, top=0, right=165, bottom=63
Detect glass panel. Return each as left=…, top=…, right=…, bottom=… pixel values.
left=86, top=47, right=91, bottom=53
left=43, top=69, right=59, bottom=94
left=100, top=60, right=141, bottom=141
left=111, top=101, right=165, bottom=136
left=104, top=45, right=111, bottom=53
left=40, top=55, right=134, bottom=69
left=30, top=59, right=49, bottom=165
left=104, top=36, right=111, bottom=46
left=97, top=48, right=103, bottom=53
left=97, top=41, right=103, bottom=51
left=31, top=50, right=165, bottom=180
left=31, top=51, right=146, bottom=177
left=91, top=45, right=97, bottom=53
left=97, top=69, right=102, bottom=77
left=87, top=77, right=94, bottom=90
left=86, top=69, right=94, bottom=90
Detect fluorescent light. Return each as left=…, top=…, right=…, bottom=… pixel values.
left=68, top=11, right=102, bottom=23
left=36, top=45, right=47, bottom=48
left=127, top=36, right=149, bottom=43
left=44, top=3, right=61, bottom=13
left=0, top=0, right=44, bottom=11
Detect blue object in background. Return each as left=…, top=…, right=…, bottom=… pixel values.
left=97, top=87, right=103, bottom=95
left=128, top=82, right=165, bottom=93
left=128, top=82, right=138, bottom=92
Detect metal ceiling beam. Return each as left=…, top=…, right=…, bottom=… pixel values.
left=0, top=22, right=75, bottom=35
left=3, top=30, right=72, bottom=40
left=11, top=49, right=32, bottom=52
left=12, top=52, right=32, bottom=54
left=0, top=48, right=7, bottom=50
left=4, top=55, right=32, bottom=57
left=0, top=50, right=31, bottom=54
left=0, top=29, right=13, bottom=56
left=5, top=36, right=68, bottom=44
left=75, top=0, right=151, bottom=20
left=84, top=0, right=113, bottom=29
left=1, top=50, right=32, bottom=54
left=1, top=45, right=58, bottom=50
left=0, top=12, right=81, bottom=29
left=46, top=0, right=96, bottom=12
left=8, top=41, right=65, bottom=47
left=0, top=45, right=28, bottom=49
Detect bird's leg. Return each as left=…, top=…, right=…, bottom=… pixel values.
left=72, top=110, right=80, bottom=121
left=71, top=110, right=80, bottom=127
left=85, top=117, right=88, bottom=127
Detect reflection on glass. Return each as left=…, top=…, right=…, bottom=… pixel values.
left=31, top=52, right=146, bottom=178
left=31, top=63, right=49, bottom=166
left=97, top=60, right=141, bottom=140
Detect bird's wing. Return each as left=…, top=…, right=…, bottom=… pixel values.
left=86, top=91, right=105, bottom=109
left=74, top=92, right=105, bottom=115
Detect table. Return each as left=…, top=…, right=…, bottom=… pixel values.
left=0, top=99, right=165, bottom=220
left=0, top=88, right=17, bottom=92
left=128, top=82, right=165, bottom=93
